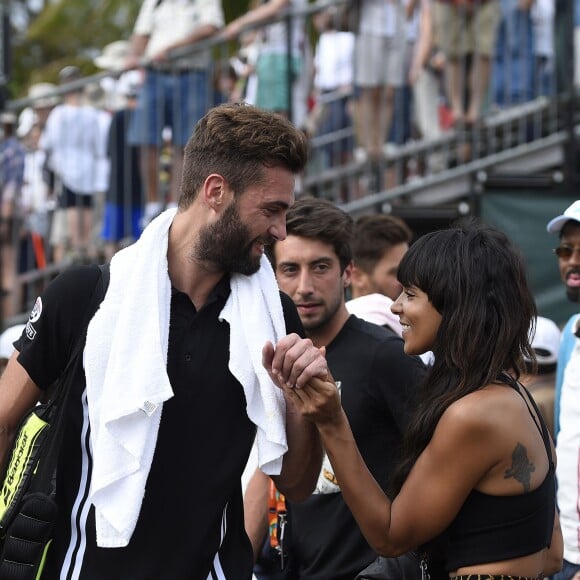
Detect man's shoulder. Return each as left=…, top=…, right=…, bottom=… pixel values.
left=344, top=314, right=401, bottom=344
left=279, top=290, right=297, bottom=321
left=53, top=264, right=103, bottom=290
left=563, top=313, right=580, bottom=334
left=330, top=316, right=411, bottom=369
left=41, top=265, right=104, bottom=311
left=333, top=317, right=425, bottom=382
left=559, top=314, right=580, bottom=365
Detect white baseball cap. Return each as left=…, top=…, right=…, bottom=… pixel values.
left=28, top=82, right=60, bottom=108
left=94, top=40, right=130, bottom=71
left=0, top=324, right=26, bottom=360
left=527, top=316, right=561, bottom=366
left=546, top=200, right=580, bottom=233
left=17, top=107, right=36, bottom=138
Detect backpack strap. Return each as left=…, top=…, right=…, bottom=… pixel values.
left=30, top=264, right=110, bottom=493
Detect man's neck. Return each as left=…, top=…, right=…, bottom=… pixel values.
left=349, top=287, right=364, bottom=300
left=168, top=243, right=228, bottom=310
left=167, top=208, right=226, bottom=310
left=306, top=305, right=351, bottom=349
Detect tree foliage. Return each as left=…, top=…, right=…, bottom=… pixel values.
left=8, top=0, right=249, bottom=98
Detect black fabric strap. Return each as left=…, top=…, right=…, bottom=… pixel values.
left=516, top=382, right=554, bottom=469
left=30, top=264, right=110, bottom=493
left=497, top=372, right=553, bottom=469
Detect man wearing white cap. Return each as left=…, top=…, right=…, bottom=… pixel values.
left=93, top=41, right=142, bottom=112
left=546, top=200, right=580, bottom=580
left=17, top=83, right=60, bottom=141
left=520, top=315, right=561, bottom=437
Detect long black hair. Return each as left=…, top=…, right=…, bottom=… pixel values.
left=390, top=220, right=537, bottom=494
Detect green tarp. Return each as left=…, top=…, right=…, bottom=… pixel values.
left=481, top=190, right=579, bottom=327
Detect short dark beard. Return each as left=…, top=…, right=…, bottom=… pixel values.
left=195, top=202, right=263, bottom=275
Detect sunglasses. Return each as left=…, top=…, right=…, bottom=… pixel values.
left=553, top=245, right=580, bottom=259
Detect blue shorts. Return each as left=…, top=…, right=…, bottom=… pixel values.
left=128, top=68, right=209, bottom=147
left=101, top=203, right=143, bottom=243
left=552, top=560, right=580, bottom=580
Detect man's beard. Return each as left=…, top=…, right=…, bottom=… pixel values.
left=195, top=202, right=269, bottom=275
left=298, top=287, right=344, bottom=335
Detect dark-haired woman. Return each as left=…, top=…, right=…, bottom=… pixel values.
left=279, top=222, right=563, bottom=579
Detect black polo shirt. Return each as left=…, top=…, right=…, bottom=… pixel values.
left=16, top=265, right=303, bottom=579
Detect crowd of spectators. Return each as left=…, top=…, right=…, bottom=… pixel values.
left=0, top=4, right=577, bottom=577
left=0, top=0, right=575, bottom=317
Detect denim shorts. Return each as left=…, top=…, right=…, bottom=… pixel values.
left=128, top=68, right=209, bottom=147
left=551, top=559, right=580, bottom=580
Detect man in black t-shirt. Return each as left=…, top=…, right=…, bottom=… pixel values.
left=0, top=104, right=326, bottom=579
left=248, top=198, right=426, bottom=580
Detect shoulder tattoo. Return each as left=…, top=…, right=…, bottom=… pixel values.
left=504, top=443, right=535, bottom=491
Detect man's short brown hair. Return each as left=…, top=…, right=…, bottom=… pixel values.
left=180, top=103, right=308, bottom=208
left=353, top=214, right=412, bottom=273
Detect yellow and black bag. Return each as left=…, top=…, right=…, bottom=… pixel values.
left=0, top=264, right=109, bottom=579
left=0, top=404, right=53, bottom=530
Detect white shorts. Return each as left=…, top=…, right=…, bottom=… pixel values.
left=355, top=34, right=406, bottom=88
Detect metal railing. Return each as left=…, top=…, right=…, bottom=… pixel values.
left=0, top=0, right=574, bottom=324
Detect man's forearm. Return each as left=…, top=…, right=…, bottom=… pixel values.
left=129, top=34, right=149, bottom=61
left=167, top=25, right=219, bottom=55
left=272, top=399, right=322, bottom=502
left=0, top=355, right=43, bottom=476
left=243, top=468, right=271, bottom=562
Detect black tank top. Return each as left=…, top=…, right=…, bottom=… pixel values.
left=444, top=374, right=555, bottom=571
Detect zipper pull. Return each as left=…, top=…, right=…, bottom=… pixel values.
left=278, top=512, right=287, bottom=570
left=420, top=555, right=430, bottom=580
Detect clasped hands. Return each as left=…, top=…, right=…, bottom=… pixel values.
left=262, top=334, right=343, bottom=426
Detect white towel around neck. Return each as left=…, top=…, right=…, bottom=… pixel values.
left=84, top=208, right=288, bottom=548
left=219, top=253, right=288, bottom=475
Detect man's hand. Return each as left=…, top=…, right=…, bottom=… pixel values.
left=150, top=48, right=171, bottom=64
left=220, top=21, right=244, bottom=42
left=262, top=334, right=327, bottom=390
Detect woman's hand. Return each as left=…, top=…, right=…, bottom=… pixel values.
left=281, top=375, right=344, bottom=428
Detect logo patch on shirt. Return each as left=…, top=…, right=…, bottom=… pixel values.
left=29, top=297, right=42, bottom=323
left=25, top=321, right=36, bottom=341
